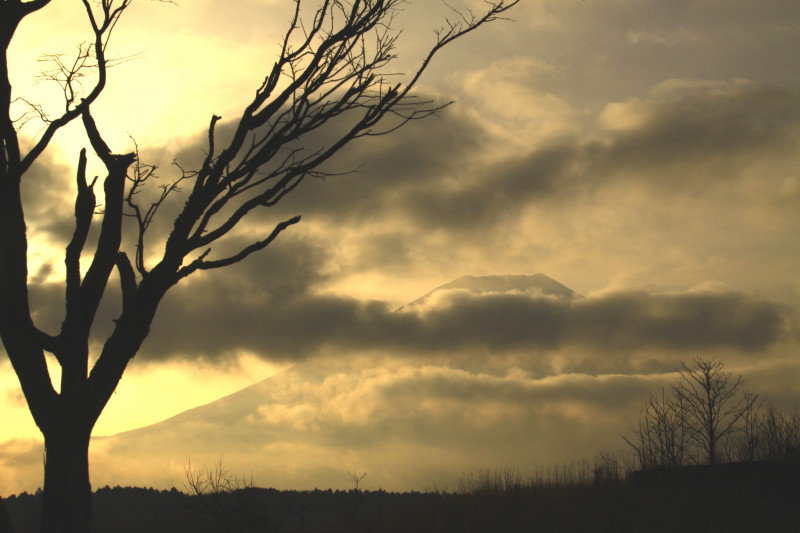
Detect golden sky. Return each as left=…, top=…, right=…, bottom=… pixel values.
left=2, top=0, right=800, bottom=494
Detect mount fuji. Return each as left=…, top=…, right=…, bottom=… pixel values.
left=3, top=274, right=585, bottom=493
left=401, top=273, right=578, bottom=309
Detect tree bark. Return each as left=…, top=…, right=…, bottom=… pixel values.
left=39, top=424, right=92, bottom=533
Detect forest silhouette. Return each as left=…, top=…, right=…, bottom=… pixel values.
left=3, top=357, right=799, bottom=532
left=3, top=460, right=799, bottom=533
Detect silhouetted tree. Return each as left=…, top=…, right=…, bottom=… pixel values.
left=625, top=357, right=757, bottom=468
left=0, top=1, right=518, bottom=532
left=348, top=468, right=368, bottom=491
left=673, top=357, right=757, bottom=465
left=183, top=460, right=265, bottom=533
left=624, top=389, right=689, bottom=470
left=735, top=402, right=800, bottom=462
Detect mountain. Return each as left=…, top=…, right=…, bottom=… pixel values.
left=401, top=273, right=578, bottom=309
left=2, top=274, right=585, bottom=494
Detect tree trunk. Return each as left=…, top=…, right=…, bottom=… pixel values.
left=39, top=427, right=92, bottom=533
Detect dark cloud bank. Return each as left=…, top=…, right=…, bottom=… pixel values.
left=20, top=242, right=787, bottom=366
left=139, top=276, right=785, bottom=363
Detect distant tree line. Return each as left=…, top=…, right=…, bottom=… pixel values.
left=624, top=356, right=800, bottom=470
left=7, top=462, right=800, bottom=533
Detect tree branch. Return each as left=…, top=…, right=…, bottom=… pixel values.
left=115, top=251, right=137, bottom=316
left=178, top=215, right=302, bottom=279
left=58, top=110, right=135, bottom=344
left=16, top=0, right=131, bottom=175
left=64, top=148, right=97, bottom=319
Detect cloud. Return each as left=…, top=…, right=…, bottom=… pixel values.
left=63, top=362, right=667, bottom=492
left=136, top=275, right=786, bottom=366
left=569, top=289, right=785, bottom=352
left=592, top=80, right=800, bottom=185
left=150, top=78, right=795, bottom=275
left=401, top=80, right=800, bottom=232
left=0, top=438, right=42, bottom=494
left=20, top=229, right=785, bottom=367
left=19, top=149, right=80, bottom=252
left=136, top=79, right=800, bottom=252
left=228, top=108, right=490, bottom=226
left=57, top=69, right=793, bottom=312
left=4, top=346, right=797, bottom=496
left=499, top=0, right=800, bottom=104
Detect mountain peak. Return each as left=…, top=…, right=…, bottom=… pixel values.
left=445, top=274, right=575, bottom=295
left=402, top=273, right=577, bottom=309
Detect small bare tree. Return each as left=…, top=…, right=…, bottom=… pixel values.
left=183, top=460, right=264, bottom=533
left=0, top=1, right=519, bottom=531
left=348, top=467, right=368, bottom=491
left=673, top=356, right=758, bottom=465
left=735, top=403, right=800, bottom=462
left=757, top=405, right=800, bottom=461
left=624, top=389, right=689, bottom=470
left=734, top=392, right=764, bottom=462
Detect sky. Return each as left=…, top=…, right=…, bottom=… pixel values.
left=2, top=0, right=800, bottom=494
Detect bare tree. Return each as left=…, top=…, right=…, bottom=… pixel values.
left=183, top=460, right=264, bottom=533
left=733, top=392, right=764, bottom=463
left=348, top=468, right=368, bottom=491
left=735, top=402, right=800, bottom=462
left=624, top=357, right=758, bottom=468
left=0, top=1, right=519, bottom=532
left=624, top=389, right=690, bottom=470
left=672, top=356, right=758, bottom=465
left=757, top=404, right=800, bottom=462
